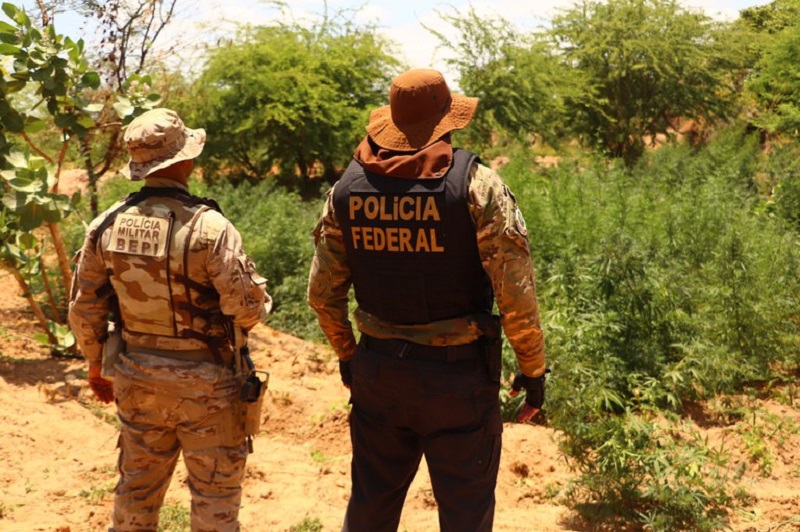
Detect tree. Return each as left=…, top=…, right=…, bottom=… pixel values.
left=17, top=0, right=178, bottom=217
left=0, top=1, right=162, bottom=353
left=739, top=0, right=800, bottom=138
left=550, top=0, right=740, bottom=165
left=188, top=10, right=401, bottom=192
left=428, top=7, right=572, bottom=151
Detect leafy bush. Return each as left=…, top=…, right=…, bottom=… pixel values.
left=497, top=127, right=800, bottom=527
left=194, top=179, right=324, bottom=339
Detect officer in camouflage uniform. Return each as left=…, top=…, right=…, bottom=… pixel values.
left=69, top=108, right=270, bottom=532
left=307, top=69, right=547, bottom=532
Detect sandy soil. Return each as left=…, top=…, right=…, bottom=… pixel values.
left=0, top=267, right=579, bottom=531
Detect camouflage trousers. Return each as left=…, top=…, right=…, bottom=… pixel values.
left=111, top=352, right=247, bottom=532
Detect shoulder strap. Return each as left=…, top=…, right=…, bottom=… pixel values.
left=449, top=148, right=480, bottom=178
left=90, top=187, right=223, bottom=249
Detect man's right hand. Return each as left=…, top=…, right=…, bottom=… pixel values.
left=88, top=362, right=114, bottom=403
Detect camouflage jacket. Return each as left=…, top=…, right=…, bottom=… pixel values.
left=307, top=162, right=546, bottom=378
left=69, top=178, right=271, bottom=364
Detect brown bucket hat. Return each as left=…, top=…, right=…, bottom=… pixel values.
left=366, top=69, right=478, bottom=152
left=121, top=108, right=206, bottom=181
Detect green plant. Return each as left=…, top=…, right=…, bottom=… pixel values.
left=289, top=515, right=323, bottom=532
left=188, top=7, right=401, bottom=190
left=80, top=400, right=121, bottom=429
left=192, top=179, right=324, bottom=339
left=496, top=127, right=800, bottom=528
left=549, top=0, right=742, bottom=165
left=1, top=1, right=163, bottom=354
left=79, top=483, right=114, bottom=505
left=310, top=449, right=328, bottom=463
left=158, top=502, right=190, bottom=532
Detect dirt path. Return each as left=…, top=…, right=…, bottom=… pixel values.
left=1, top=266, right=799, bottom=531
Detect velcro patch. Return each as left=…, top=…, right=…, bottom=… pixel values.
left=515, top=207, right=528, bottom=236
left=107, top=212, right=171, bottom=258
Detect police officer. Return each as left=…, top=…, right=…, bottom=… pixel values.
left=307, top=69, right=547, bottom=531
left=69, top=108, right=271, bottom=532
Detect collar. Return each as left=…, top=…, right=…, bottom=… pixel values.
left=143, top=177, right=190, bottom=191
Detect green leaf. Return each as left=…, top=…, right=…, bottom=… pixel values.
left=18, top=232, right=36, bottom=248
left=1, top=3, right=20, bottom=21
left=1, top=108, right=24, bottom=133
left=4, top=151, right=27, bottom=169
left=5, top=79, right=26, bottom=93
left=0, top=31, right=19, bottom=45
left=80, top=71, right=100, bottom=89
left=76, top=114, right=95, bottom=129
left=0, top=42, right=20, bottom=54
left=23, top=118, right=46, bottom=134
left=54, top=113, right=75, bottom=130
left=70, top=189, right=81, bottom=207
left=1, top=190, right=26, bottom=210
left=18, top=197, right=51, bottom=231
left=82, top=103, right=104, bottom=113
left=113, top=99, right=135, bottom=119
left=5, top=176, right=41, bottom=193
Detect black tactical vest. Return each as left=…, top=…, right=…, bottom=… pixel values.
left=333, top=149, right=493, bottom=325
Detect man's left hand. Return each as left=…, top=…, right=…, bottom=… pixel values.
left=515, top=401, right=540, bottom=423
left=510, top=370, right=548, bottom=423
left=88, top=362, right=114, bottom=403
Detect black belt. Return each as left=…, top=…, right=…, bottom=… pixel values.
left=360, top=334, right=482, bottom=363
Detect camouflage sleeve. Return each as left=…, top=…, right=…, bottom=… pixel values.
left=307, top=186, right=358, bottom=361
left=469, top=163, right=546, bottom=378
left=68, top=219, right=114, bottom=365
left=206, top=217, right=271, bottom=330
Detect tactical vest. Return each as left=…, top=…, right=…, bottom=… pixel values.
left=333, top=149, right=493, bottom=325
left=92, top=187, right=228, bottom=350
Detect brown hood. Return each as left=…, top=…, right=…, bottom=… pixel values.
left=353, top=134, right=453, bottom=179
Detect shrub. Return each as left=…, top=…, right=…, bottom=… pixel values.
left=498, top=127, right=800, bottom=527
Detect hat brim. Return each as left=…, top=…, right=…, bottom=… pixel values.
left=122, top=127, right=206, bottom=181
left=366, top=94, right=478, bottom=152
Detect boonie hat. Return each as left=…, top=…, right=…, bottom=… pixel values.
left=122, top=108, right=206, bottom=181
left=366, top=69, right=478, bottom=152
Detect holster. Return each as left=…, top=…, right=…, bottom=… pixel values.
left=101, top=321, right=125, bottom=380
left=476, top=314, right=502, bottom=383
left=242, top=370, right=269, bottom=438
left=233, top=327, right=270, bottom=452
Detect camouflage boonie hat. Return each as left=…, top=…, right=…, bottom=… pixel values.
left=122, top=108, right=206, bottom=181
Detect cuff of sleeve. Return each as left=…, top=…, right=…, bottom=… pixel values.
left=334, top=338, right=357, bottom=362
left=81, top=343, right=103, bottom=365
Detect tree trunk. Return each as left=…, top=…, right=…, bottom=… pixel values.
left=39, top=255, right=59, bottom=322
left=10, top=266, right=57, bottom=345
left=48, top=221, right=73, bottom=299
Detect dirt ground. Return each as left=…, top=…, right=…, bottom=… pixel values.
left=0, top=170, right=799, bottom=530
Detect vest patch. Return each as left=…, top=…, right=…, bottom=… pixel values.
left=107, top=212, right=171, bottom=258
left=348, top=193, right=445, bottom=253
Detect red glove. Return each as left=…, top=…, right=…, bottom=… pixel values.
left=88, top=362, right=114, bottom=403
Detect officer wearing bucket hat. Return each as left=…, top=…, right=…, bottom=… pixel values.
left=69, top=108, right=271, bottom=531
left=308, top=69, right=547, bottom=531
